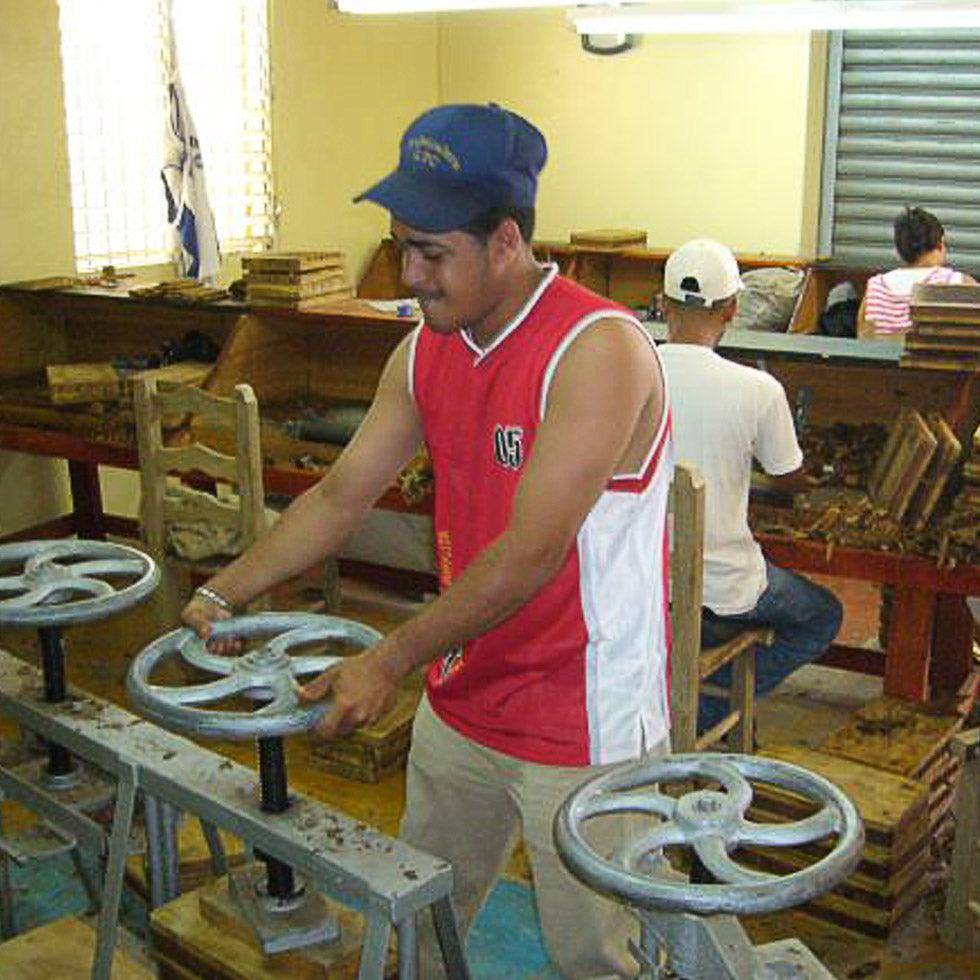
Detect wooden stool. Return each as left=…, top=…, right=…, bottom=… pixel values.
left=670, top=463, right=773, bottom=752
left=150, top=875, right=397, bottom=979
left=0, top=916, right=153, bottom=979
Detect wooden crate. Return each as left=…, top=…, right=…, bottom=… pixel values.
left=741, top=743, right=931, bottom=939
left=150, top=874, right=397, bottom=979
left=820, top=696, right=967, bottom=853
left=310, top=687, right=420, bottom=782
left=0, top=916, right=154, bottom=979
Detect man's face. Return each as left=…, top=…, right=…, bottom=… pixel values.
left=391, top=219, right=496, bottom=333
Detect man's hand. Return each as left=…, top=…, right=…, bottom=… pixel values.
left=181, top=593, right=241, bottom=655
left=297, top=646, right=401, bottom=739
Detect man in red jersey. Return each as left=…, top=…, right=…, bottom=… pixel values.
left=183, top=104, right=672, bottom=977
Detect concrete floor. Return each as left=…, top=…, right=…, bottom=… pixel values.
left=0, top=559, right=976, bottom=979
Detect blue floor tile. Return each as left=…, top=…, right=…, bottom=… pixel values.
left=467, top=879, right=552, bottom=980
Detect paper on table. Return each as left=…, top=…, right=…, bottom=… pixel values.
left=364, top=298, right=421, bottom=318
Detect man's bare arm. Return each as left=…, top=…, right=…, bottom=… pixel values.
left=303, top=319, right=664, bottom=736
left=187, top=334, right=423, bottom=616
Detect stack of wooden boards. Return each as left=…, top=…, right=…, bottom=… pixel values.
left=904, top=283, right=980, bottom=371
left=310, top=687, right=420, bottom=782
left=867, top=408, right=961, bottom=529
left=45, top=361, right=211, bottom=405
left=742, top=696, right=968, bottom=939
left=954, top=423, right=980, bottom=511
left=243, top=251, right=353, bottom=310
left=129, top=279, right=228, bottom=304
left=569, top=228, right=647, bottom=249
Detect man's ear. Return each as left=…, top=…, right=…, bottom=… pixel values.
left=719, top=296, right=739, bottom=324
left=488, top=218, right=524, bottom=268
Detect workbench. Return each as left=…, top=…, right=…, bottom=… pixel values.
left=2, top=263, right=978, bottom=707
left=0, top=283, right=421, bottom=543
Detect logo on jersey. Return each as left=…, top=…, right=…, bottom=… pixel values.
left=436, top=646, right=465, bottom=682
left=493, top=425, right=524, bottom=470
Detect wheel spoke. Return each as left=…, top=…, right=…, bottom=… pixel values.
left=176, top=636, right=236, bottom=676
left=66, top=559, right=146, bottom=579
left=617, top=821, right=688, bottom=871
left=709, top=764, right=754, bottom=815
left=149, top=673, right=252, bottom=706
left=67, top=576, right=117, bottom=597
left=736, top=807, right=839, bottom=847
left=254, top=683, right=295, bottom=716
left=288, top=655, right=343, bottom=677
left=1, top=579, right=111, bottom=608
left=580, top=790, right=678, bottom=821
left=0, top=586, right=48, bottom=608
left=264, top=625, right=335, bottom=658
left=693, top=835, right=776, bottom=885
left=0, top=575, right=27, bottom=594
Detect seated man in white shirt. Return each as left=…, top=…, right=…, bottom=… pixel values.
left=658, top=239, right=843, bottom=734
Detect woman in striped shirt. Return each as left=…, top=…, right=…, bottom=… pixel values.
left=857, top=207, right=975, bottom=340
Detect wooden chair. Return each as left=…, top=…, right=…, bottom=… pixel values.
left=670, top=461, right=775, bottom=753
left=134, top=378, right=270, bottom=584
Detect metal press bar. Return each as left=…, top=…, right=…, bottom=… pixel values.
left=0, top=648, right=460, bottom=939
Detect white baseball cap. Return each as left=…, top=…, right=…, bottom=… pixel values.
left=664, top=239, right=744, bottom=307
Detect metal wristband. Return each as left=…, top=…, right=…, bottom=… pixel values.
left=194, top=585, right=235, bottom=614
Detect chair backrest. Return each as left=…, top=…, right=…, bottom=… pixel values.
left=669, top=460, right=769, bottom=754
left=669, top=461, right=707, bottom=750
left=134, top=378, right=268, bottom=563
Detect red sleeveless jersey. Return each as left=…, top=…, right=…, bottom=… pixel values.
left=410, top=268, right=672, bottom=765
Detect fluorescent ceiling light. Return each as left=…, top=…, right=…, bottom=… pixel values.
left=571, top=1, right=980, bottom=36
left=338, top=0, right=568, bottom=11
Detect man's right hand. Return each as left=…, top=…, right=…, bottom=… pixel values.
left=181, top=592, right=241, bottom=655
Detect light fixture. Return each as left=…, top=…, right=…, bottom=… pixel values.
left=337, top=0, right=568, bottom=11
left=570, top=1, right=980, bottom=36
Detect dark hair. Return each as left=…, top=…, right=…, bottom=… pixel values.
left=894, top=206, right=945, bottom=264
left=462, top=206, right=536, bottom=244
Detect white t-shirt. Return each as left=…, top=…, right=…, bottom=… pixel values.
left=659, top=343, right=803, bottom=614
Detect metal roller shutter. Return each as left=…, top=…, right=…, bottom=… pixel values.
left=819, top=30, right=980, bottom=272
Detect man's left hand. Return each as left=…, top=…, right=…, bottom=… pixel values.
left=297, top=647, right=400, bottom=739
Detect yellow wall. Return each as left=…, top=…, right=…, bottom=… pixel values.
left=271, top=2, right=439, bottom=278
left=0, top=0, right=438, bottom=533
left=0, top=0, right=74, bottom=534
left=438, top=10, right=824, bottom=256
left=0, top=1, right=828, bottom=535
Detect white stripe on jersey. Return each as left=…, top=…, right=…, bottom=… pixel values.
left=578, top=461, right=673, bottom=764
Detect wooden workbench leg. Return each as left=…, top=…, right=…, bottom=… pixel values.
left=883, top=586, right=936, bottom=702
left=930, top=594, right=976, bottom=698
left=68, top=460, right=105, bottom=540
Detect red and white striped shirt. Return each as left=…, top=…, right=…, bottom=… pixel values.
left=410, top=267, right=673, bottom=765
left=864, top=265, right=963, bottom=335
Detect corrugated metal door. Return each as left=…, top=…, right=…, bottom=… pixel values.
left=819, top=30, right=980, bottom=271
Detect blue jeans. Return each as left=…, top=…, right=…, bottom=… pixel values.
left=697, top=562, right=843, bottom=734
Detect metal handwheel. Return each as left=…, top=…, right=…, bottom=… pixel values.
left=127, top=612, right=384, bottom=740
left=128, top=612, right=385, bottom=951
left=555, top=753, right=864, bottom=919
left=0, top=539, right=160, bottom=628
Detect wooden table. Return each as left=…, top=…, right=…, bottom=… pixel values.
left=0, top=421, right=420, bottom=541
left=759, top=532, right=980, bottom=704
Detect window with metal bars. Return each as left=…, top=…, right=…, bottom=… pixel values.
left=819, top=29, right=980, bottom=273
left=58, top=0, right=274, bottom=273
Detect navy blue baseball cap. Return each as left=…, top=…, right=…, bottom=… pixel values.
left=354, top=103, right=547, bottom=233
